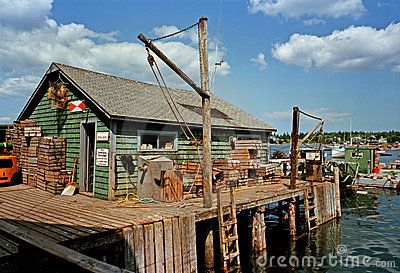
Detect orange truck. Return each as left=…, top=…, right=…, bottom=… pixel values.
left=0, top=143, right=20, bottom=185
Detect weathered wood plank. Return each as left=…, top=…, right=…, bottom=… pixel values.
left=163, top=218, right=174, bottom=273
left=188, top=213, right=197, bottom=273
left=123, top=226, right=135, bottom=271
left=154, top=221, right=165, bottom=273
left=144, top=224, right=155, bottom=273
left=172, top=217, right=183, bottom=273
left=0, top=219, right=133, bottom=273
left=133, top=225, right=145, bottom=273
left=180, top=215, right=191, bottom=273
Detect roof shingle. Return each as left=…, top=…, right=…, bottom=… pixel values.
left=54, top=63, right=275, bottom=131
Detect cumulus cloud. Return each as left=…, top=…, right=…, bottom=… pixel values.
left=0, top=76, right=41, bottom=97
left=391, top=65, right=400, bottom=73
left=0, top=0, right=53, bottom=30
left=153, top=25, right=198, bottom=44
left=303, top=18, right=326, bottom=26
left=266, top=108, right=350, bottom=122
left=272, top=23, right=400, bottom=71
left=0, top=116, right=13, bottom=123
left=0, top=1, right=230, bottom=98
left=251, top=52, right=268, bottom=70
left=248, top=0, right=366, bottom=19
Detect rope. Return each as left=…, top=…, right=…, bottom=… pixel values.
left=146, top=48, right=200, bottom=144
left=210, top=0, right=224, bottom=94
left=299, top=110, right=323, bottom=121
left=149, top=22, right=199, bottom=42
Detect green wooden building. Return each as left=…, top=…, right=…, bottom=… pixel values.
left=18, top=63, right=276, bottom=200
left=344, top=146, right=377, bottom=174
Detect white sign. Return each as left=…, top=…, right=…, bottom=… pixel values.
left=96, top=132, right=109, bottom=142
left=306, top=152, right=320, bottom=160
left=70, top=100, right=85, bottom=112
left=96, top=148, right=109, bottom=167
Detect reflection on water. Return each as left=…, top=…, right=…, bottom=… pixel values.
left=245, top=190, right=400, bottom=273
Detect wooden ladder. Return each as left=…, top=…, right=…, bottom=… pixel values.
left=304, top=186, right=319, bottom=231
left=217, top=187, right=240, bottom=272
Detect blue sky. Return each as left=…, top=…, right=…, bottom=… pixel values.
left=0, top=0, right=399, bottom=133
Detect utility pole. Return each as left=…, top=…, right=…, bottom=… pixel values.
left=199, top=17, right=212, bottom=208
left=290, top=107, right=300, bottom=190
left=138, top=17, right=213, bottom=208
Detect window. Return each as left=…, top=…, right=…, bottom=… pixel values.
left=237, top=134, right=261, bottom=140
left=138, top=130, right=177, bottom=150
left=0, top=159, right=13, bottom=168
left=351, top=151, right=363, bottom=158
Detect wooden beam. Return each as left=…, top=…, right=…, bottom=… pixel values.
left=290, top=107, right=300, bottom=190
left=334, top=166, right=342, bottom=218
left=137, top=34, right=209, bottom=99
left=0, top=219, right=133, bottom=273
left=199, top=17, right=213, bottom=208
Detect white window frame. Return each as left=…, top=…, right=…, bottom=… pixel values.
left=137, top=130, right=178, bottom=151
left=236, top=134, right=261, bottom=140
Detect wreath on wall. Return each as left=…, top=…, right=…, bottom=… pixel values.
left=47, top=82, right=70, bottom=110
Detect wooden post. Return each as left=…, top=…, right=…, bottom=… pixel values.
left=334, top=166, right=342, bottom=218
left=199, top=17, right=212, bottom=208
left=251, top=206, right=266, bottom=253
left=204, top=227, right=215, bottom=271
left=288, top=199, right=296, bottom=236
left=290, top=107, right=300, bottom=190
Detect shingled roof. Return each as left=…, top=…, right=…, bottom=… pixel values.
left=21, top=63, right=275, bottom=132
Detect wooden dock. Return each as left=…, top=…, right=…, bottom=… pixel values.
left=0, top=180, right=340, bottom=273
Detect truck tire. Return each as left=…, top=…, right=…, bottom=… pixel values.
left=10, top=172, right=21, bottom=185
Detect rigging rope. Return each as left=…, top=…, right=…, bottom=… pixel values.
left=299, top=110, right=323, bottom=121
left=145, top=48, right=200, bottom=144
left=149, top=21, right=199, bottom=42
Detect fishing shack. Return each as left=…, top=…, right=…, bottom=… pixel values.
left=17, top=62, right=276, bottom=200
left=344, top=145, right=377, bottom=174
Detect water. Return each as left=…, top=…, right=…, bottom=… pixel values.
left=247, top=190, right=400, bottom=272
left=270, top=144, right=400, bottom=166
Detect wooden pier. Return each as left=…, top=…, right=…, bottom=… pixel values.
left=0, top=179, right=341, bottom=273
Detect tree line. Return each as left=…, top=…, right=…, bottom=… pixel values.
left=272, top=131, right=400, bottom=144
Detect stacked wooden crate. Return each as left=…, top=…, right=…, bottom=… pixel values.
left=5, top=120, right=43, bottom=184
left=37, top=137, right=67, bottom=193
left=180, top=162, right=203, bottom=194
left=256, top=163, right=281, bottom=184
left=229, top=140, right=261, bottom=187
left=25, top=137, right=40, bottom=186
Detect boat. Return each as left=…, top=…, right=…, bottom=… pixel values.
left=332, top=146, right=345, bottom=158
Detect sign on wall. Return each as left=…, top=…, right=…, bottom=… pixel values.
left=96, top=148, right=109, bottom=167
left=96, top=132, right=109, bottom=142
left=70, top=100, right=85, bottom=112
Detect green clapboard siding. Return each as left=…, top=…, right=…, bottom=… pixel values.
left=114, top=125, right=271, bottom=197
left=28, top=87, right=111, bottom=199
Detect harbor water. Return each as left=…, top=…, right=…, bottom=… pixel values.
left=242, top=190, right=400, bottom=272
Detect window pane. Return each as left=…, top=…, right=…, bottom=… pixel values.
left=0, top=159, right=13, bottom=168
left=141, top=134, right=158, bottom=150
left=159, top=134, right=175, bottom=149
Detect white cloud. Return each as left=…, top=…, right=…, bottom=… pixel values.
left=0, top=76, right=41, bottom=97
left=266, top=108, right=350, bottom=122
left=251, top=52, right=268, bottom=70
left=303, top=18, right=326, bottom=26
left=0, top=0, right=53, bottom=30
left=0, top=1, right=230, bottom=98
left=0, top=116, right=13, bottom=123
left=248, top=0, right=366, bottom=19
left=272, top=23, right=400, bottom=71
left=391, top=65, right=400, bottom=73
left=153, top=25, right=198, bottom=44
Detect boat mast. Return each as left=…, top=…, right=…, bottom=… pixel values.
left=350, top=115, right=352, bottom=146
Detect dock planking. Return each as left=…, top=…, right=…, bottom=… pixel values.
left=0, top=180, right=338, bottom=272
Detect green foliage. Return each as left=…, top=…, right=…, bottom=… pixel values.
left=274, top=131, right=400, bottom=144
